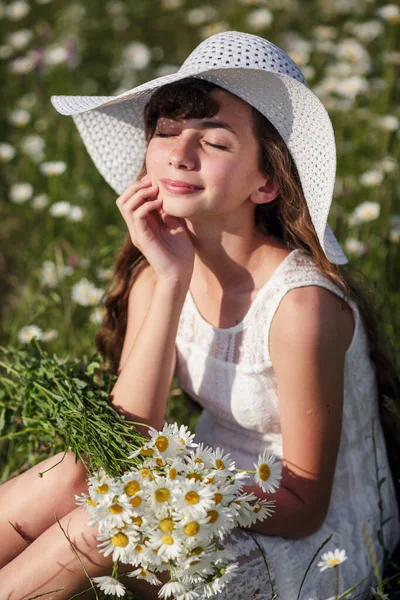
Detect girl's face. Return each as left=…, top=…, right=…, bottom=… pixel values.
left=145, top=88, right=274, bottom=223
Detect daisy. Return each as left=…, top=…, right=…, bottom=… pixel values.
left=254, top=450, right=282, bottom=493
left=17, top=325, right=43, bottom=343
left=147, top=529, right=185, bottom=561
left=211, top=562, right=239, bottom=594
left=147, top=477, right=175, bottom=515
left=317, top=548, right=347, bottom=571
left=88, top=496, right=133, bottom=532
left=204, top=503, right=236, bottom=538
left=87, top=471, right=123, bottom=503
left=173, top=479, right=215, bottom=520
left=97, top=527, right=139, bottom=562
left=39, top=160, right=67, bottom=176
left=126, top=567, right=162, bottom=585
left=370, top=586, right=389, bottom=599
left=211, top=448, right=236, bottom=473
left=159, top=581, right=188, bottom=599
left=174, top=423, right=198, bottom=450
left=92, top=576, right=126, bottom=597
left=189, top=443, right=215, bottom=469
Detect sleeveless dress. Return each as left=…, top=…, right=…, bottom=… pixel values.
left=174, top=248, right=399, bottom=600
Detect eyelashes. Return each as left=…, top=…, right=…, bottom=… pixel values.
left=154, top=132, right=229, bottom=151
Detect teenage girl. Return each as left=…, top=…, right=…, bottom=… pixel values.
left=0, top=32, right=399, bottom=600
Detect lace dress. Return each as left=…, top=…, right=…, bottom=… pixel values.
left=174, top=248, right=399, bottom=600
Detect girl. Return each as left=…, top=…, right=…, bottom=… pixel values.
left=0, top=31, right=399, bottom=600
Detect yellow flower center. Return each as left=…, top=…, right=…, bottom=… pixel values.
left=207, top=510, right=218, bottom=524
left=258, top=463, right=271, bottom=481
left=186, top=473, right=201, bottom=482
left=183, top=521, right=200, bottom=536
left=140, top=447, right=154, bottom=457
left=185, top=491, right=200, bottom=505
left=135, top=545, right=143, bottom=553
left=155, top=436, right=169, bottom=452
left=169, top=468, right=177, bottom=480
left=253, top=504, right=261, bottom=514
left=155, top=488, right=170, bottom=503
left=194, top=458, right=203, bottom=464
left=124, top=480, right=140, bottom=496
left=159, top=518, right=174, bottom=533
left=191, top=546, right=203, bottom=555
left=111, top=532, right=129, bottom=547
left=178, top=438, right=186, bottom=445
left=161, top=534, right=174, bottom=545
left=130, top=496, right=142, bottom=507
left=157, top=458, right=165, bottom=467
left=215, top=459, right=225, bottom=470
left=86, top=498, right=98, bottom=507
left=190, top=559, right=200, bottom=566
left=131, top=516, right=143, bottom=526
left=328, top=558, right=340, bottom=567
left=109, top=504, right=123, bottom=514
left=213, top=493, right=223, bottom=504
left=96, top=483, right=109, bottom=494
left=139, top=569, right=147, bottom=577
left=139, top=468, right=152, bottom=479
left=205, top=477, right=214, bottom=484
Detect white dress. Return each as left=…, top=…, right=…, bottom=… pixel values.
left=175, top=248, right=399, bottom=600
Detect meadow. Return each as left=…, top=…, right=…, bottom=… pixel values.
left=0, top=0, right=399, bottom=598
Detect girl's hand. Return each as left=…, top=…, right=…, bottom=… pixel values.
left=116, top=176, right=195, bottom=285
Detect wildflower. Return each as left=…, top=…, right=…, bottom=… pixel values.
left=0, top=143, right=16, bottom=162
left=335, top=76, right=368, bottom=100
left=96, top=267, right=113, bottom=281
left=44, top=45, right=69, bottom=67
left=344, top=238, right=367, bottom=257
left=159, top=581, right=188, bottom=599
left=8, top=29, right=32, bottom=50
left=72, top=279, right=104, bottom=307
left=359, top=170, right=384, bottom=187
left=39, top=161, right=67, bottom=176
left=49, top=201, right=71, bottom=217
left=9, top=108, right=30, bottom=127
left=351, top=201, right=381, bottom=224
left=317, top=548, right=347, bottom=571
left=186, top=7, right=216, bottom=26
left=377, top=115, right=399, bottom=132
left=9, top=182, right=33, bottom=204
left=18, top=325, right=43, bottom=343
left=254, top=450, right=281, bottom=493
left=92, top=575, right=126, bottom=597
left=90, top=306, right=107, bottom=324
left=32, top=194, right=50, bottom=210
left=211, top=562, right=239, bottom=594
left=10, top=55, right=35, bottom=74
left=246, top=8, right=273, bottom=30
left=370, top=586, right=389, bottom=599
left=377, top=4, right=400, bottom=23
left=67, top=205, right=85, bottom=222
left=173, top=479, right=215, bottom=520
left=5, top=1, right=30, bottom=20
left=122, top=42, right=151, bottom=70
left=21, top=134, right=45, bottom=162
left=380, top=156, right=397, bottom=173
left=41, top=329, right=59, bottom=342
left=126, top=568, right=162, bottom=585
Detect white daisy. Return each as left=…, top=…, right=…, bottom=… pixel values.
left=148, top=529, right=184, bottom=561
left=351, top=200, right=381, bottom=223
left=254, top=451, right=282, bottom=493
left=0, top=142, right=16, bottom=162
left=87, top=471, right=123, bottom=503
left=97, top=526, right=139, bottom=562
left=204, top=503, right=236, bottom=537
left=189, top=443, right=215, bottom=469
left=211, top=447, right=236, bottom=473
left=88, top=496, right=133, bottom=532
left=317, top=548, right=347, bottom=571
left=159, top=581, right=188, bottom=599
left=211, top=562, right=239, bottom=594
left=17, top=325, right=43, bottom=343
left=126, top=567, right=162, bottom=585
left=173, top=479, right=215, bottom=520
left=370, top=586, right=389, bottom=599
left=9, top=182, right=33, bottom=203
left=92, top=576, right=126, bottom=597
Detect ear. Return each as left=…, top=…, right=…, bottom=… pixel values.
left=250, top=178, right=280, bottom=205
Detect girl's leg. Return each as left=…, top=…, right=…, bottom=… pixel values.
left=0, top=451, right=88, bottom=567
left=0, top=504, right=162, bottom=600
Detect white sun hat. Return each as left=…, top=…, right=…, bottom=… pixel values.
left=51, top=30, right=348, bottom=265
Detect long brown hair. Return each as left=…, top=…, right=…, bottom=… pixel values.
left=95, top=78, right=400, bottom=493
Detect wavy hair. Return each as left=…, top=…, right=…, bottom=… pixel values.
left=95, top=78, right=400, bottom=495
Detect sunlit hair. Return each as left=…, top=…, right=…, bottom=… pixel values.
left=95, top=78, right=400, bottom=494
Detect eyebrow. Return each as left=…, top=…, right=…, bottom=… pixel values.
left=160, top=117, right=238, bottom=137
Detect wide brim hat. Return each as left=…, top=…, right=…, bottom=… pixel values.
left=51, top=31, right=348, bottom=265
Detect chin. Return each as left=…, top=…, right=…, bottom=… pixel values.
left=161, top=197, right=202, bottom=219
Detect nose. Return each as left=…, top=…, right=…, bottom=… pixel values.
left=168, top=135, right=197, bottom=170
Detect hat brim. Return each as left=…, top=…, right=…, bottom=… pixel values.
left=51, top=66, right=347, bottom=265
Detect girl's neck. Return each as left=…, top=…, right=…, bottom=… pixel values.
left=186, top=218, right=287, bottom=292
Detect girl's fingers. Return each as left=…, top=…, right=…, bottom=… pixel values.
left=116, top=178, right=153, bottom=206
left=118, top=185, right=158, bottom=215
left=133, top=197, right=162, bottom=221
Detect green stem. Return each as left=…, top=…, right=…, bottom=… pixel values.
left=334, top=566, right=339, bottom=600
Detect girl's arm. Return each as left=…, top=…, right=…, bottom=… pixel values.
left=109, top=176, right=195, bottom=432
left=110, top=267, right=187, bottom=431
left=246, top=285, right=354, bottom=539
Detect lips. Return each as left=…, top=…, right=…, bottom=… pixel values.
left=160, top=178, right=203, bottom=193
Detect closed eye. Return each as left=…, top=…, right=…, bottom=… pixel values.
left=154, top=132, right=228, bottom=150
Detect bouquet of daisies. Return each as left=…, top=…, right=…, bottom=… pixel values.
left=79, top=422, right=281, bottom=599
